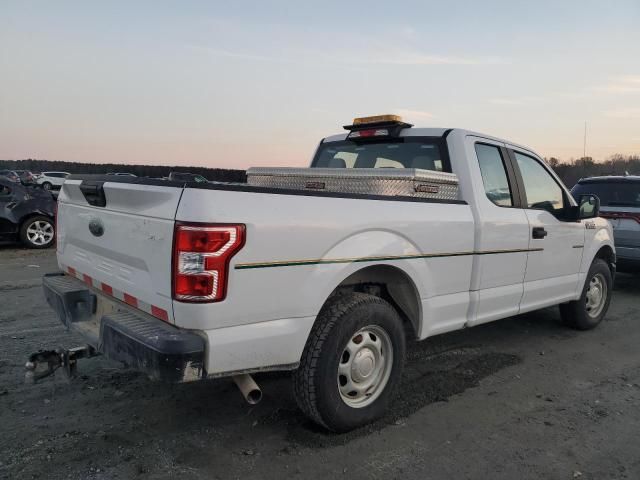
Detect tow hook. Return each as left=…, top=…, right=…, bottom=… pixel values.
left=25, top=345, right=98, bottom=384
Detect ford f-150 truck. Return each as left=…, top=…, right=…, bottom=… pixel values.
left=34, top=115, right=615, bottom=432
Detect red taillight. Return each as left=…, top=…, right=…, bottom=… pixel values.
left=348, top=128, right=389, bottom=139
left=600, top=212, right=640, bottom=224
left=172, top=223, right=245, bottom=302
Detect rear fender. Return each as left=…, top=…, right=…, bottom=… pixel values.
left=18, top=209, right=55, bottom=225
left=14, top=190, right=56, bottom=225
left=305, top=229, right=428, bottom=323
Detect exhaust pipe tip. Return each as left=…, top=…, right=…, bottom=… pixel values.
left=232, top=374, right=262, bottom=405
left=246, top=388, right=262, bottom=405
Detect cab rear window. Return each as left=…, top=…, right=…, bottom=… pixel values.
left=312, top=138, right=447, bottom=172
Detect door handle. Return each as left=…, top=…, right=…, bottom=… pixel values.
left=532, top=227, right=547, bottom=239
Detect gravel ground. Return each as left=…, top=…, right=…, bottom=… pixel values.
left=0, top=246, right=639, bottom=480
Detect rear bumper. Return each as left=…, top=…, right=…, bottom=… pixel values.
left=43, top=272, right=206, bottom=382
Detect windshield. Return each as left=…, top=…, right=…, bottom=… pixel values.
left=311, top=138, right=448, bottom=172
left=572, top=181, right=640, bottom=208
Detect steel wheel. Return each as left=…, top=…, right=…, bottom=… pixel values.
left=585, top=272, right=607, bottom=318
left=294, top=293, right=406, bottom=431
left=337, top=325, right=394, bottom=408
left=560, top=258, right=612, bottom=331
left=26, top=220, right=54, bottom=246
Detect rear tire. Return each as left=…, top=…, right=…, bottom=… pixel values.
left=293, top=292, right=406, bottom=432
left=20, top=215, right=55, bottom=249
left=560, top=258, right=612, bottom=330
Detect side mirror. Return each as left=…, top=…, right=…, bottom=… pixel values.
left=578, top=194, right=600, bottom=219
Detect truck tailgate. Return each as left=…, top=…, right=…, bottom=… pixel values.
left=56, top=179, right=183, bottom=323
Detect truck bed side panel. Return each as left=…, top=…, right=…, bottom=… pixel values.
left=173, top=187, right=475, bottom=333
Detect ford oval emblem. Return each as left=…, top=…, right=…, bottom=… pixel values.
left=88, top=218, right=104, bottom=237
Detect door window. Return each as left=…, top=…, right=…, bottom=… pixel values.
left=514, top=152, right=564, bottom=216
left=475, top=144, right=513, bottom=207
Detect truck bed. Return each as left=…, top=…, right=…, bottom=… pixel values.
left=57, top=174, right=474, bottom=374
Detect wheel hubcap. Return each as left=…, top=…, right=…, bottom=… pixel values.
left=585, top=273, right=607, bottom=318
left=337, top=325, right=393, bottom=408
left=352, top=348, right=376, bottom=381
left=26, top=220, right=54, bottom=246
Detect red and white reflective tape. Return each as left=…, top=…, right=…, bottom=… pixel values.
left=64, top=265, right=169, bottom=323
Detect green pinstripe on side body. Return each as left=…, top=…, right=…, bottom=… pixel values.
left=234, top=248, right=544, bottom=270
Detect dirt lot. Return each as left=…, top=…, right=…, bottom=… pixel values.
left=0, top=247, right=639, bottom=480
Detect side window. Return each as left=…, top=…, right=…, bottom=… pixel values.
left=0, top=185, right=11, bottom=196
left=514, top=152, right=564, bottom=215
left=475, top=144, right=513, bottom=207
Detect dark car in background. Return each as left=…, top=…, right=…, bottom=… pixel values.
left=168, top=171, right=209, bottom=183
left=572, top=175, right=640, bottom=271
left=0, top=170, right=21, bottom=183
left=0, top=177, right=56, bottom=248
left=106, top=172, right=137, bottom=177
left=14, top=170, right=38, bottom=185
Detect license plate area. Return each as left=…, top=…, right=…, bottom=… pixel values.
left=72, top=293, right=125, bottom=345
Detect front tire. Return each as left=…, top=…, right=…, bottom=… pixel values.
left=41, top=182, right=52, bottom=191
left=20, top=215, right=55, bottom=249
left=293, top=293, right=406, bottom=432
left=560, top=258, right=612, bottom=330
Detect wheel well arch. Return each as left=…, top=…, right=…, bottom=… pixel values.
left=320, top=264, right=422, bottom=339
left=19, top=212, right=54, bottom=229
left=594, top=244, right=616, bottom=275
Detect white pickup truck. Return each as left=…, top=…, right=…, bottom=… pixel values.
left=36, top=115, right=615, bottom=432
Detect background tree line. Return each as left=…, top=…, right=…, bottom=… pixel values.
left=0, top=159, right=247, bottom=183
left=546, top=154, right=640, bottom=187
left=2, top=153, right=639, bottom=187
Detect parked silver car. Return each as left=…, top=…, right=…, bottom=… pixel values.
left=572, top=175, right=640, bottom=271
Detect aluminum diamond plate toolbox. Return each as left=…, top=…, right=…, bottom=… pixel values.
left=246, top=167, right=460, bottom=200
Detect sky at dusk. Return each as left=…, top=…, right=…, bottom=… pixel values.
left=1, top=0, right=639, bottom=169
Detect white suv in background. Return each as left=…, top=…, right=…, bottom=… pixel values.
left=37, top=171, right=70, bottom=190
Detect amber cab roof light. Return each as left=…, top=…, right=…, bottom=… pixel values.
left=343, top=114, right=413, bottom=139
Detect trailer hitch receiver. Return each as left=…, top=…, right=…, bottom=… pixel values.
left=25, top=345, right=98, bottom=384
